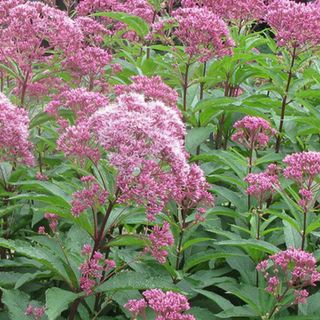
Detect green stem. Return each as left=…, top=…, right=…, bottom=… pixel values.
left=183, top=63, right=190, bottom=113
left=196, top=62, right=207, bottom=159
left=301, top=210, right=307, bottom=250
left=275, top=46, right=297, bottom=153
left=267, top=288, right=290, bottom=319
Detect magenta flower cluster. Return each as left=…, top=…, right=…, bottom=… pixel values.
left=145, top=222, right=174, bottom=264
left=79, top=244, right=115, bottom=295
left=172, top=7, right=234, bottom=62
left=232, top=116, right=276, bottom=149
left=244, top=164, right=279, bottom=205
left=46, top=88, right=108, bottom=126
left=124, top=289, right=195, bottom=320
left=91, top=93, right=188, bottom=219
left=25, top=305, right=45, bottom=320
left=283, top=151, right=320, bottom=211
left=71, top=176, right=108, bottom=217
left=44, top=213, right=59, bottom=233
left=0, top=93, right=34, bottom=165
left=266, top=0, right=320, bottom=50
left=115, top=75, right=179, bottom=110
left=257, top=248, right=320, bottom=304
left=182, top=0, right=266, bottom=24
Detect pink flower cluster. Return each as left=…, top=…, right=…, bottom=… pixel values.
left=44, top=213, right=58, bottom=233
left=77, top=0, right=154, bottom=23
left=25, top=305, right=45, bottom=320
left=266, top=0, right=320, bottom=50
left=244, top=164, right=279, bottom=204
left=115, top=76, right=179, bottom=110
left=182, top=0, right=266, bottom=23
left=57, top=84, right=213, bottom=219
left=257, top=248, right=320, bottom=304
left=145, top=222, right=174, bottom=264
left=0, top=1, right=83, bottom=98
left=71, top=176, right=108, bottom=217
left=57, top=122, right=101, bottom=165
left=91, top=93, right=188, bottom=219
left=283, top=151, right=320, bottom=211
left=46, top=88, right=108, bottom=125
left=231, top=116, right=276, bottom=149
left=125, top=289, right=195, bottom=320
left=80, top=244, right=116, bottom=295
left=177, top=164, right=214, bottom=212
left=0, top=93, right=34, bottom=165
left=172, top=7, right=234, bottom=62
left=76, top=0, right=154, bottom=40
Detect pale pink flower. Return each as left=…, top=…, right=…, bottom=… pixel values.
left=143, top=289, right=195, bottom=320
left=91, top=93, right=188, bottom=218
left=266, top=0, right=320, bottom=50
left=0, top=93, right=34, bottom=165
left=57, top=120, right=101, bottom=165
left=244, top=164, right=279, bottom=204
left=124, top=299, right=147, bottom=318
left=115, top=75, right=179, bottom=110
left=257, top=248, right=320, bottom=304
left=283, top=151, right=320, bottom=211
left=25, top=305, right=45, bottom=320
left=173, top=7, right=234, bottom=62
left=44, top=213, right=58, bottom=233
left=79, top=244, right=115, bottom=295
left=46, top=88, right=108, bottom=124
left=145, top=222, right=174, bottom=264
left=71, top=176, right=108, bottom=217
left=182, top=0, right=266, bottom=23
left=231, top=116, right=276, bottom=149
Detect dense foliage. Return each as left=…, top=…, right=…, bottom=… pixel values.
left=0, top=0, right=320, bottom=319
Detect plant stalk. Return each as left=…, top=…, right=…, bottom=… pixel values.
left=275, top=46, right=297, bottom=153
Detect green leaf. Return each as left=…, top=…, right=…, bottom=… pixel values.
left=96, top=271, right=174, bottom=293
left=283, top=220, right=302, bottom=248
left=93, top=12, right=149, bottom=38
left=181, top=238, right=212, bottom=252
left=193, top=289, right=234, bottom=311
left=1, top=289, right=30, bottom=320
left=184, top=251, right=241, bottom=272
left=216, top=305, right=258, bottom=318
left=185, top=125, right=213, bottom=154
left=46, top=288, right=80, bottom=320
left=12, top=180, right=71, bottom=208
left=108, top=235, right=148, bottom=247
left=217, top=239, right=280, bottom=254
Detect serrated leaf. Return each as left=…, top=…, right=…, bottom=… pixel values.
left=46, top=288, right=79, bottom=320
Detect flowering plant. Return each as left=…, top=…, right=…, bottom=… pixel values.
left=0, top=1, right=320, bottom=320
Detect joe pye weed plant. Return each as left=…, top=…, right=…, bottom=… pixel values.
left=0, top=0, right=320, bottom=319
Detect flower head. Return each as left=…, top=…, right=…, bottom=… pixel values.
left=143, top=289, right=195, bottom=320
left=115, top=75, right=179, bottom=110
left=145, top=222, right=174, bottom=264
left=80, top=244, right=115, bottom=295
left=91, top=93, right=188, bottom=218
left=231, top=116, right=276, bottom=149
left=46, top=88, right=108, bottom=124
left=244, top=164, right=279, bottom=204
left=172, top=7, right=234, bottom=62
left=25, top=305, right=45, bottom=320
left=44, top=213, right=58, bottom=233
left=266, top=0, right=320, bottom=50
left=0, top=93, right=34, bottom=165
left=257, top=248, right=320, bottom=304
left=124, top=299, right=147, bottom=318
left=283, top=151, right=320, bottom=212
left=182, top=0, right=266, bottom=23
left=71, top=176, right=108, bottom=217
